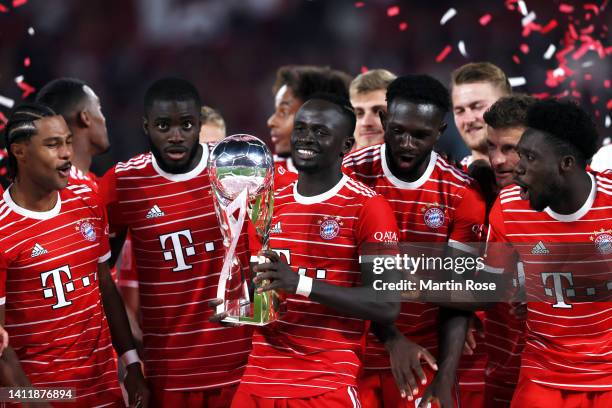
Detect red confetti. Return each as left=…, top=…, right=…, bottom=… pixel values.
left=387, top=6, right=400, bottom=17
left=568, top=24, right=578, bottom=40
left=559, top=4, right=574, bottom=13
left=354, top=2, right=365, bottom=8
left=584, top=74, right=592, bottom=81
left=570, top=80, right=577, bottom=88
left=0, top=112, right=7, bottom=132
left=586, top=13, right=592, bottom=21
left=572, top=43, right=592, bottom=60
left=512, top=55, right=521, bottom=64
left=0, top=4, right=7, bottom=12
left=16, top=80, right=35, bottom=98
left=595, top=110, right=600, bottom=117
left=583, top=3, right=600, bottom=15
left=24, top=57, right=30, bottom=67
left=479, top=14, right=492, bottom=26
left=532, top=92, right=550, bottom=99
left=592, top=96, right=600, bottom=104
left=607, top=100, right=612, bottom=110
left=571, top=91, right=581, bottom=98
left=435, top=45, right=452, bottom=63
left=399, top=22, right=408, bottom=31
left=605, top=80, right=611, bottom=88
left=541, top=20, right=558, bottom=33
left=360, top=66, right=368, bottom=74
left=12, top=0, right=27, bottom=7
left=520, top=44, right=529, bottom=54
left=581, top=25, right=595, bottom=34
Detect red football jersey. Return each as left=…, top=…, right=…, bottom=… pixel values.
left=239, top=175, right=400, bottom=398
left=274, top=155, right=298, bottom=190
left=484, top=170, right=612, bottom=391
left=0, top=184, right=122, bottom=406
left=100, top=146, right=253, bottom=391
left=343, top=144, right=487, bottom=392
left=68, top=165, right=99, bottom=193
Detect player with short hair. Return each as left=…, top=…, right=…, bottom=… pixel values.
left=100, top=78, right=252, bottom=407
left=349, top=69, right=397, bottom=151
left=36, top=77, right=109, bottom=192
left=484, top=100, right=612, bottom=407
left=481, top=94, right=535, bottom=407
left=199, top=105, right=226, bottom=144
left=227, top=93, right=400, bottom=407
left=344, top=74, right=487, bottom=408
left=451, top=62, right=511, bottom=169
left=0, top=103, right=148, bottom=407
left=267, top=65, right=351, bottom=185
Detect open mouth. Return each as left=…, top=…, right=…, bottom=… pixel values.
left=295, top=148, right=318, bottom=160
left=165, top=147, right=188, bottom=161
left=57, top=162, right=71, bottom=178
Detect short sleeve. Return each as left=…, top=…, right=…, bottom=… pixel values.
left=355, top=194, right=400, bottom=251
left=99, top=166, right=124, bottom=229
left=118, top=234, right=138, bottom=288
left=482, top=198, right=514, bottom=275
left=449, top=183, right=487, bottom=254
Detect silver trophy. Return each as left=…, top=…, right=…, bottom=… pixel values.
left=209, top=134, right=279, bottom=325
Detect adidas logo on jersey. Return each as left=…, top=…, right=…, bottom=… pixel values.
left=31, top=243, right=48, bottom=258
left=270, top=221, right=282, bottom=234
left=146, top=205, right=165, bottom=219
left=531, top=241, right=550, bottom=255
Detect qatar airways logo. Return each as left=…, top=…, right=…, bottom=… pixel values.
left=374, top=231, right=398, bottom=243
left=541, top=272, right=575, bottom=309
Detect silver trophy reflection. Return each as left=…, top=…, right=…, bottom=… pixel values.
left=209, top=134, right=280, bottom=325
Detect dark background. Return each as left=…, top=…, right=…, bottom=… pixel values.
left=0, top=0, right=610, bottom=175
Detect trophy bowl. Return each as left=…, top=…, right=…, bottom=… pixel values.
left=209, top=134, right=279, bottom=325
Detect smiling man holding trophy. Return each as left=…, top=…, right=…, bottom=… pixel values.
left=210, top=93, right=401, bottom=407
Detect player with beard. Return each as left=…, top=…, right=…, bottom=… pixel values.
left=0, top=103, right=148, bottom=407
left=484, top=99, right=612, bottom=407
left=451, top=63, right=511, bottom=170
left=481, top=95, right=535, bottom=407
left=226, top=94, right=400, bottom=407
left=267, top=65, right=351, bottom=187
left=36, top=78, right=110, bottom=192
left=343, top=75, right=487, bottom=408
left=100, top=78, right=252, bottom=407
left=349, top=69, right=397, bottom=152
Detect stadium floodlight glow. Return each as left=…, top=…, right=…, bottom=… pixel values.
left=209, top=134, right=281, bottom=325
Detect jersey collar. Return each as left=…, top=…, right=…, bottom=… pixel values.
left=544, top=172, right=596, bottom=222
left=381, top=144, right=437, bottom=189
left=293, top=174, right=348, bottom=205
left=3, top=186, right=62, bottom=220
left=151, top=143, right=209, bottom=182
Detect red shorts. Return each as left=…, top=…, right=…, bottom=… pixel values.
left=484, top=380, right=515, bottom=408
left=150, top=385, right=238, bottom=408
left=230, top=385, right=362, bottom=408
left=510, top=376, right=612, bottom=408
left=358, top=369, right=457, bottom=408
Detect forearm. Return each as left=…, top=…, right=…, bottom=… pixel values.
left=371, top=322, right=403, bottom=345
left=0, top=347, right=32, bottom=387
left=309, top=281, right=399, bottom=324
left=436, top=307, right=469, bottom=378
left=99, top=272, right=137, bottom=356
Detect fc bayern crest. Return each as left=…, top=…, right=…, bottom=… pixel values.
left=319, top=216, right=342, bottom=240
left=76, top=220, right=97, bottom=242
left=424, top=207, right=445, bottom=229
left=591, top=229, right=612, bottom=255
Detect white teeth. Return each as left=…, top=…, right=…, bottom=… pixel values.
left=297, top=149, right=315, bottom=157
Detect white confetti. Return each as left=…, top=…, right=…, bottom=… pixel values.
left=518, top=0, right=528, bottom=16
left=27, top=27, right=35, bottom=36
left=458, top=41, right=468, bottom=57
left=606, top=115, right=611, bottom=128
left=15, top=75, right=24, bottom=83
left=0, top=95, right=15, bottom=109
left=603, top=137, right=611, bottom=145
left=440, top=8, right=457, bottom=25
left=521, top=11, right=536, bottom=27
left=543, top=44, right=556, bottom=59
left=552, top=67, right=565, bottom=78
left=509, top=77, right=527, bottom=87
left=581, top=61, right=594, bottom=68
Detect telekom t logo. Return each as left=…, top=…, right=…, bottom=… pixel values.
left=40, top=265, right=75, bottom=309
left=541, top=272, right=574, bottom=309
left=159, top=229, right=196, bottom=272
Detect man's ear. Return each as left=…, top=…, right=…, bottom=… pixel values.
left=436, top=122, right=447, bottom=143
left=10, top=141, right=27, bottom=163
left=379, top=110, right=387, bottom=131
left=342, top=136, right=355, bottom=156
left=559, top=154, right=576, bottom=173
left=78, top=110, right=91, bottom=128
left=142, top=117, right=149, bottom=135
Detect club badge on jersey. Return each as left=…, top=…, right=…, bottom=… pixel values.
left=319, top=216, right=342, bottom=240
left=590, top=228, right=612, bottom=254
left=421, top=204, right=447, bottom=229
left=76, top=219, right=97, bottom=242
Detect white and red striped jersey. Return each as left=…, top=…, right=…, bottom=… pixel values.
left=274, top=155, right=298, bottom=190
left=99, top=146, right=253, bottom=391
left=68, top=165, right=99, bottom=193
left=240, top=175, right=400, bottom=398
left=484, top=170, right=612, bottom=391
left=0, top=185, right=122, bottom=406
left=343, top=144, right=487, bottom=392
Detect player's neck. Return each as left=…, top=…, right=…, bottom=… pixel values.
left=296, top=166, right=344, bottom=197
left=71, top=134, right=92, bottom=174
left=470, top=150, right=489, bottom=163
left=387, top=149, right=431, bottom=182
left=10, top=178, right=59, bottom=212
left=549, top=171, right=592, bottom=214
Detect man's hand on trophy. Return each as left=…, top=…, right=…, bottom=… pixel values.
left=253, top=250, right=300, bottom=294
left=208, top=299, right=243, bottom=327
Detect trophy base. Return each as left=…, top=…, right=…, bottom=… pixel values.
left=221, top=290, right=280, bottom=326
